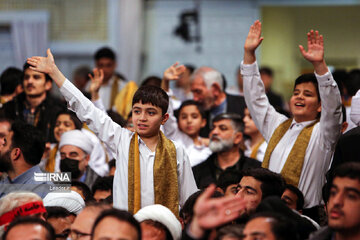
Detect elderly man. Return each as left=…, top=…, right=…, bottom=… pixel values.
left=192, top=113, right=260, bottom=189
left=0, top=121, right=51, bottom=198
left=59, top=129, right=99, bottom=188
left=309, top=162, right=360, bottom=240
left=190, top=67, right=246, bottom=137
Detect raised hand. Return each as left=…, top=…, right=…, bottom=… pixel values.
left=189, top=184, right=246, bottom=238
left=244, top=20, right=264, bottom=64
left=27, top=49, right=55, bottom=75
left=299, top=30, right=324, bottom=63
left=161, top=62, right=186, bottom=92
left=89, top=68, right=104, bottom=96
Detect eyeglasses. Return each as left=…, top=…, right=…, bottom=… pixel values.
left=69, top=230, right=92, bottom=240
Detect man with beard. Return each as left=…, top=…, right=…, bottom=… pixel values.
left=0, top=63, right=65, bottom=142
left=0, top=120, right=51, bottom=198
left=192, top=113, right=260, bottom=189
left=309, top=162, right=360, bottom=240
left=59, top=129, right=99, bottom=189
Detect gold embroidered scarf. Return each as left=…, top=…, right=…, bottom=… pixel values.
left=45, top=144, right=58, bottom=172
left=128, top=132, right=179, bottom=217
left=250, top=138, right=265, bottom=159
left=110, top=76, right=119, bottom=108
left=262, top=119, right=318, bottom=186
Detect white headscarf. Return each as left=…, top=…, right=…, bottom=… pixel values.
left=43, top=191, right=85, bottom=215
left=59, top=129, right=93, bottom=155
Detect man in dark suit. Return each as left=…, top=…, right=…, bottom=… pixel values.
left=190, top=67, right=246, bottom=137
left=192, top=113, right=260, bottom=189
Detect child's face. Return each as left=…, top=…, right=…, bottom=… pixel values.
left=178, top=105, right=206, bottom=138
left=54, top=114, right=76, bottom=142
left=290, top=82, right=321, bottom=123
left=243, top=108, right=259, bottom=136
left=132, top=102, right=168, bottom=138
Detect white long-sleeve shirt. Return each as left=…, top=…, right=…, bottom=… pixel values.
left=60, top=79, right=198, bottom=210
left=350, top=89, right=360, bottom=126
left=242, top=61, right=342, bottom=208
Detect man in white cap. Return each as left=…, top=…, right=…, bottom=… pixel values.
left=59, top=129, right=99, bottom=188
left=43, top=191, right=85, bottom=216
left=134, top=204, right=182, bottom=240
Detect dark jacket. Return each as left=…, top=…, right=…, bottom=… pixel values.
left=308, top=226, right=333, bottom=240
left=1, top=93, right=66, bottom=142
left=192, top=152, right=261, bottom=189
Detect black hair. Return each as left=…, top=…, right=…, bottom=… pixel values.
left=177, top=100, right=206, bottom=120
left=45, top=206, right=72, bottom=219
left=10, top=120, right=45, bottom=166
left=213, top=113, right=244, bottom=133
left=341, top=105, right=347, bottom=123
left=217, top=169, right=243, bottom=193
left=215, top=224, right=244, bottom=240
left=332, top=69, right=348, bottom=96
left=0, top=67, right=22, bottom=95
left=283, top=184, right=304, bottom=211
left=345, top=69, right=360, bottom=96
left=248, top=212, right=300, bottom=240
left=71, top=181, right=95, bottom=203
left=91, top=209, right=141, bottom=240
left=108, top=159, right=116, bottom=169
left=242, top=168, right=285, bottom=200
left=132, top=85, right=169, bottom=115
left=142, top=219, right=173, bottom=240
left=107, top=110, right=127, bottom=127
left=331, top=162, right=360, bottom=183
left=141, top=76, right=162, bottom=88
left=293, top=73, right=320, bottom=102
left=94, top=47, right=116, bottom=61
left=55, top=110, right=83, bottom=130
left=221, top=73, right=227, bottom=91
left=92, top=176, right=114, bottom=195
left=259, top=67, right=274, bottom=77
left=184, top=64, right=196, bottom=74
left=23, top=62, right=52, bottom=82
left=3, top=217, right=55, bottom=240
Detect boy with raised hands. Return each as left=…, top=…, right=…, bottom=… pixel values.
left=27, top=50, right=197, bottom=217
left=241, top=20, right=342, bottom=214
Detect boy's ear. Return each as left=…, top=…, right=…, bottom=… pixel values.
left=317, top=103, right=321, bottom=113
left=161, top=113, right=169, bottom=125
left=201, top=118, right=206, bottom=128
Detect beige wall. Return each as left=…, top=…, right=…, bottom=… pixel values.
left=261, top=6, right=360, bottom=100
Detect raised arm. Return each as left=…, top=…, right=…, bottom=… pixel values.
left=299, top=30, right=328, bottom=75
left=243, top=20, right=264, bottom=64
left=89, top=68, right=104, bottom=102
left=161, top=62, right=186, bottom=92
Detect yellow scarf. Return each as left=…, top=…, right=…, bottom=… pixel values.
left=250, top=138, right=265, bottom=159
left=114, top=81, right=138, bottom=119
left=45, top=144, right=58, bottom=173
left=110, top=76, right=120, bottom=109
left=128, top=132, right=179, bottom=217
left=262, top=119, right=318, bottom=186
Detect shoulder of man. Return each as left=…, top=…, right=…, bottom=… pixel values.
left=308, top=226, right=333, bottom=240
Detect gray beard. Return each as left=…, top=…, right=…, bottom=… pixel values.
left=209, top=138, right=234, bottom=153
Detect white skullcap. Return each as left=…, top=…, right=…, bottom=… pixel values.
left=43, top=191, right=85, bottom=215
left=59, top=129, right=93, bottom=155
left=134, top=204, right=181, bottom=240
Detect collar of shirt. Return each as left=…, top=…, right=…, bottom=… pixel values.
left=289, top=119, right=317, bottom=130
left=210, top=98, right=227, bottom=119
left=6, top=165, right=42, bottom=184
left=79, top=168, right=87, bottom=183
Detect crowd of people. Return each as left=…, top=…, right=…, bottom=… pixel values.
left=0, top=20, right=359, bottom=240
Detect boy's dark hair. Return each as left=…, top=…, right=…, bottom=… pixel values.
left=108, top=159, right=116, bottom=169
left=259, top=67, right=274, bottom=77
left=242, top=168, right=285, bottom=200
left=331, top=161, right=360, bottom=182
left=284, top=184, right=304, bottom=211
left=217, top=169, right=242, bottom=193
left=94, top=47, right=116, bottom=61
left=132, top=85, right=169, bottom=115
left=213, top=113, right=244, bottom=133
left=332, top=69, right=348, bottom=96
left=92, top=176, right=114, bottom=195
left=215, top=224, right=244, bottom=240
left=3, top=217, right=55, bottom=240
left=141, top=76, right=162, bottom=88
left=184, top=64, right=196, bottom=74
left=91, top=209, right=141, bottom=240
left=107, top=110, right=127, bottom=127
left=23, top=63, right=52, bottom=82
left=178, top=100, right=206, bottom=120
left=293, top=73, right=320, bottom=102
left=11, top=120, right=45, bottom=166
left=180, top=191, right=202, bottom=225
left=71, top=181, right=95, bottom=203
left=248, top=212, right=300, bottom=240
left=55, top=110, right=83, bottom=130
left=45, top=206, right=72, bottom=219
left=0, top=67, right=22, bottom=95
left=341, top=105, right=347, bottom=123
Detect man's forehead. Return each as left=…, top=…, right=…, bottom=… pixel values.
left=333, top=177, right=360, bottom=190
left=240, top=176, right=262, bottom=188
left=24, top=68, right=46, bottom=77
left=213, top=119, right=232, bottom=127
left=60, top=145, right=85, bottom=154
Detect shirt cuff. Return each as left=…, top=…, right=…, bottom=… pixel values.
left=240, top=61, right=259, bottom=76
left=59, top=78, right=73, bottom=99
left=315, top=70, right=336, bottom=87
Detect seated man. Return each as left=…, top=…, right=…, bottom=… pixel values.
left=92, top=176, right=113, bottom=202
left=59, top=129, right=99, bottom=189
left=0, top=67, right=23, bottom=106
left=242, top=20, right=341, bottom=212
left=309, top=162, right=360, bottom=240
left=281, top=184, right=305, bottom=213
left=45, top=206, right=73, bottom=239
left=192, top=113, right=260, bottom=189
left=0, top=120, right=52, bottom=198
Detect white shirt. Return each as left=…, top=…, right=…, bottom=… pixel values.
left=163, top=97, right=212, bottom=167
left=242, top=61, right=342, bottom=208
left=85, top=75, right=126, bottom=110
left=54, top=128, right=109, bottom=177
left=350, top=89, right=360, bottom=126
left=60, top=79, right=198, bottom=210
left=244, top=139, right=267, bottom=162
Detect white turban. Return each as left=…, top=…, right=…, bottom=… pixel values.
left=134, top=204, right=181, bottom=240
left=59, top=129, right=93, bottom=155
left=43, top=191, right=85, bottom=215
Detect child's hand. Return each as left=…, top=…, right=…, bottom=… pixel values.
left=89, top=68, right=104, bottom=94
left=244, top=20, right=264, bottom=54
left=299, top=30, right=324, bottom=64
left=163, top=62, right=186, bottom=81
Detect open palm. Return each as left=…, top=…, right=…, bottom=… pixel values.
left=27, top=49, right=55, bottom=74
left=244, top=20, right=264, bottom=52
left=163, top=62, right=186, bottom=81
left=299, top=30, right=324, bottom=63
